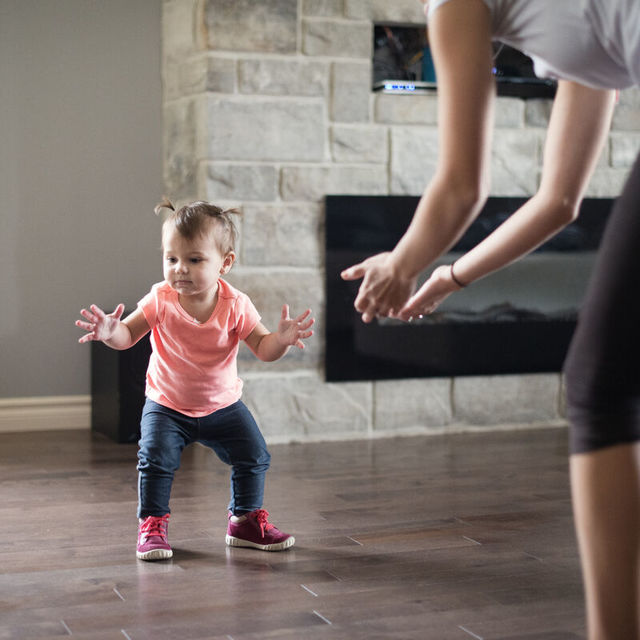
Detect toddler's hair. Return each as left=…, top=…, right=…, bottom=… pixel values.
left=155, top=197, right=239, bottom=254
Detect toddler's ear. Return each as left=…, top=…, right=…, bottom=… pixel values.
left=220, top=251, right=236, bottom=274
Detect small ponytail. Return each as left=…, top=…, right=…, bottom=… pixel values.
left=154, top=196, right=175, bottom=216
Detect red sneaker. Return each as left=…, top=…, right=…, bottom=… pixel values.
left=137, top=513, right=173, bottom=561
left=226, top=509, right=295, bottom=551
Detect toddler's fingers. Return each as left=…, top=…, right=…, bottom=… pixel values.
left=75, top=320, right=94, bottom=331
left=298, top=317, right=315, bottom=331
left=80, top=308, right=96, bottom=322
left=290, top=308, right=311, bottom=324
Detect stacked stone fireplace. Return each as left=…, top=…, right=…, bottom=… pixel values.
left=162, top=0, right=639, bottom=443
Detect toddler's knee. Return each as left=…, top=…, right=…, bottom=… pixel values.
left=254, top=447, right=271, bottom=471
left=137, top=445, right=181, bottom=474
left=237, top=447, right=270, bottom=473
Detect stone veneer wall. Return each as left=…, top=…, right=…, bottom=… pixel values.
left=162, top=0, right=640, bottom=443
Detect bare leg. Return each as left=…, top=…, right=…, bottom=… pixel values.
left=570, top=442, right=640, bottom=639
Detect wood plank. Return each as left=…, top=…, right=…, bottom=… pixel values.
left=0, top=426, right=585, bottom=639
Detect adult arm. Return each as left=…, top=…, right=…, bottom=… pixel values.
left=399, top=80, right=616, bottom=319
left=341, top=0, right=496, bottom=322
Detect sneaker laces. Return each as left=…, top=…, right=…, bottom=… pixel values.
left=140, top=514, right=170, bottom=542
left=254, top=509, right=274, bottom=538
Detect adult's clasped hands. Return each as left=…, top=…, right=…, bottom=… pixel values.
left=341, top=255, right=458, bottom=323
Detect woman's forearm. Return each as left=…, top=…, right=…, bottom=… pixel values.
left=389, top=176, right=487, bottom=280
left=394, top=191, right=583, bottom=321
left=452, top=83, right=615, bottom=287
left=451, top=192, right=577, bottom=286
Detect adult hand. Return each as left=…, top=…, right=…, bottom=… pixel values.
left=76, top=303, right=125, bottom=343
left=276, top=305, right=314, bottom=349
left=396, top=265, right=460, bottom=321
left=341, top=252, right=417, bottom=323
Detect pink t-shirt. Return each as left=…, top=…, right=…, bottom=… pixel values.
left=138, top=279, right=261, bottom=417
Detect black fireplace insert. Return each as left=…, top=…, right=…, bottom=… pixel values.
left=325, top=195, right=613, bottom=382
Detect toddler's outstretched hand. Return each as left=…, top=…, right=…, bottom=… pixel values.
left=277, top=305, right=314, bottom=349
left=76, top=303, right=125, bottom=343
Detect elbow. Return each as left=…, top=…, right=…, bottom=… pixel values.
left=560, top=199, right=581, bottom=224
left=432, top=171, right=489, bottom=219
left=462, top=186, right=489, bottom=216
left=538, top=193, right=582, bottom=227
left=449, top=185, right=489, bottom=222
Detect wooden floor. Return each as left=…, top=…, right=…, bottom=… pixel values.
left=0, top=427, right=586, bottom=640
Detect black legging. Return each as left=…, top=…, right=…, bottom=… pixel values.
left=564, top=150, right=640, bottom=454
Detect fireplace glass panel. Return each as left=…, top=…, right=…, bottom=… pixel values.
left=325, top=195, right=612, bottom=382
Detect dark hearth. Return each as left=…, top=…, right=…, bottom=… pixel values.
left=325, top=195, right=613, bottom=382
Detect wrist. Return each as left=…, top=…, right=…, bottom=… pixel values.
left=274, top=330, right=291, bottom=349
left=387, top=249, right=419, bottom=283
left=449, top=261, right=468, bottom=289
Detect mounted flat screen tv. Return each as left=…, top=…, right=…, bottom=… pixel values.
left=372, top=25, right=556, bottom=99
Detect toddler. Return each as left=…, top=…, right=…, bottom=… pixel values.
left=76, top=199, right=314, bottom=560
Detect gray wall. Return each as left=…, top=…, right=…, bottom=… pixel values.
left=0, top=0, right=163, bottom=398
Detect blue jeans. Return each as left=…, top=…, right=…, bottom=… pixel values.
left=137, top=398, right=271, bottom=518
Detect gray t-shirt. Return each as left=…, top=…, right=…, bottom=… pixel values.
left=426, top=0, right=640, bottom=89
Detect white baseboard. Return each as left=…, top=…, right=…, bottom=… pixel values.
left=0, top=395, right=91, bottom=433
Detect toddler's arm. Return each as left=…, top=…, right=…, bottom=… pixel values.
left=245, top=305, right=314, bottom=362
left=75, top=304, right=150, bottom=350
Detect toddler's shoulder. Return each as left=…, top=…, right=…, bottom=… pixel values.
left=140, top=281, right=176, bottom=319
left=149, top=281, right=175, bottom=301
left=217, top=279, right=259, bottom=330
left=218, top=278, right=252, bottom=305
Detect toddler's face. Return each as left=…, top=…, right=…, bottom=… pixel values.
left=162, top=222, right=234, bottom=299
